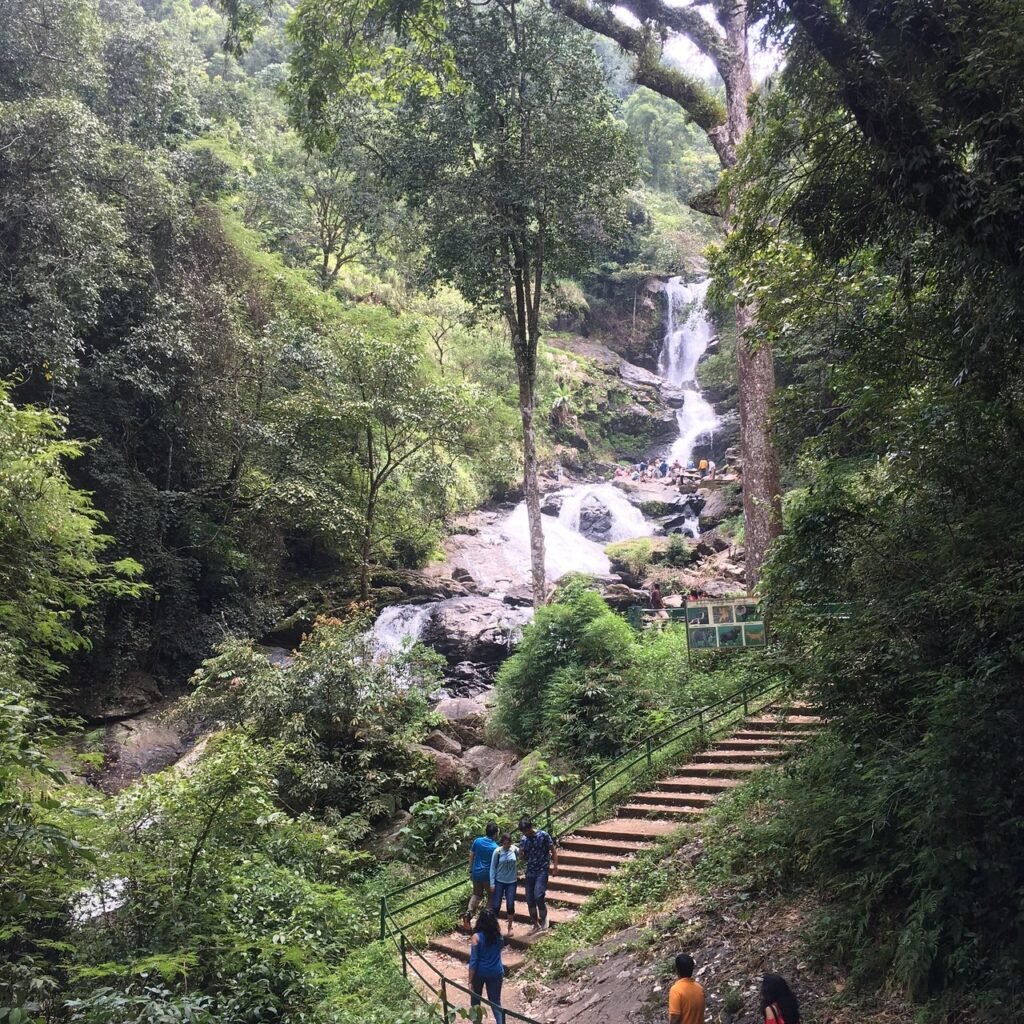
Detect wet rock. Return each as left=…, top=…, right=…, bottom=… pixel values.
left=82, top=671, right=163, bottom=723
left=578, top=494, right=613, bottom=540
left=445, top=661, right=493, bottom=695
left=697, top=487, right=741, bottom=531
left=423, top=730, right=463, bottom=756
left=618, top=360, right=663, bottom=389
left=541, top=494, right=564, bottom=516
left=451, top=566, right=477, bottom=589
left=434, top=693, right=490, bottom=745
left=412, top=744, right=477, bottom=795
left=100, top=710, right=187, bottom=792
left=422, top=597, right=532, bottom=666
left=660, top=382, right=686, bottom=408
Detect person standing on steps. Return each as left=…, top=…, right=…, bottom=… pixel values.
left=490, top=832, right=519, bottom=935
left=462, top=821, right=499, bottom=930
left=468, top=907, right=506, bottom=1024
left=668, top=953, right=704, bottom=1024
left=761, top=973, right=801, bottom=1024
left=518, top=816, right=557, bottom=933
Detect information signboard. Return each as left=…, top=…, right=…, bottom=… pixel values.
left=684, top=599, right=766, bottom=650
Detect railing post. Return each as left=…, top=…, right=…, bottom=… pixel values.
left=379, top=896, right=387, bottom=941
left=400, top=932, right=407, bottom=979
left=440, top=977, right=450, bottom=1021
left=645, top=737, right=653, bottom=768
left=590, top=777, right=598, bottom=821
left=698, top=709, right=705, bottom=745
left=742, top=684, right=749, bottom=717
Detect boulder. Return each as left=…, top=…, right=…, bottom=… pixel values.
left=433, top=693, right=490, bottom=745
left=601, top=582, right=648, bottom=610
left=422, top=597, right=532, bottom=666
left=578, top=494, right=613, bottom=541
left=82, top=671, right=163, bottom=723
left=697, top=487, right=741, bottom=531
left=422, top=730, right=463, bottom=756
left=99, top=710, right=187, bottom=792
left=617, top=360, right=663, bottom=390
left=412, top=744, right=477, bottom=795
left=474, top=747, right=543, bottom=800
left=660, top=382, right=686, bottom=409
left=445, top=661, right=493, bottom=695
left=451, top=566, right=476, bottom=587
left=501, top=586, right=535, bottom=608
left=541, top=493, right=564, bottom=517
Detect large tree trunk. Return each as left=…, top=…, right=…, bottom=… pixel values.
left=719, top=0, right=783, bottom=591
left=516, top=361, right=547, bottom=608
left=735, top=300, right=782, bottom=592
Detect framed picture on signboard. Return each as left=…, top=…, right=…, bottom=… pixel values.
left=689, top=626, right=717, bottom=649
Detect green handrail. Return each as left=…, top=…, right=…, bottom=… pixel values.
left=377, top=669, right=797, bottom=1023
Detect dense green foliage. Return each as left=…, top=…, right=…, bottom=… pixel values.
left=494, top=580, right=768, bottom=763
left=706, top=0, right=1024, bottom=1012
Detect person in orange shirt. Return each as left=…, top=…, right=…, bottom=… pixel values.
left=668, top=953, right=705, bottom=1024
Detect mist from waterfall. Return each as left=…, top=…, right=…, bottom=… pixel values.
left=659, top=277, right=719, bottom=467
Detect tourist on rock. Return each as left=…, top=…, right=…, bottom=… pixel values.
left=518, top=816, right=557, bottom=932
left=462, top=821, right=499, bottom=930
left=698, top=457, right=709, bottom=477
left=668, top=953, right=705, bottom=1024
left=490, top=832, right=519, bottom=935
left=707, top=458, right=717, bottom=480
left=659, top=458, right=669, bottom=477
left=468, top=907, right=506, bottom=1024
left=761, top=973, right=801, bottom=1024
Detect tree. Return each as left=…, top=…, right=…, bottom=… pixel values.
left=552, top=0, right=783, bottom=589
left=299, top=0, right=636, bottom=605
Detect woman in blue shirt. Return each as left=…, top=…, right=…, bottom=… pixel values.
left=468, top=907, right=505, bottom=1024
left=489, top=833, right=519, bottom=935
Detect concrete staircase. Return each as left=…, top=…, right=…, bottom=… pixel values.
left=426, top=707, right=820, bottom=974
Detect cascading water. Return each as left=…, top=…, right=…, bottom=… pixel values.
left=556, top=483, right=653, bottom=542
left=659, top=277, right=720, bottom=469
left=371, top=602, right=436, bottom=654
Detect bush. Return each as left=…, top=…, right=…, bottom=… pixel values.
left=180, top=617, right=443, bottom=819
left=605, top=537, right=653, bottom=578
left=666, top=532, right=696, bottom=567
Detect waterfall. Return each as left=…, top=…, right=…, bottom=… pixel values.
left=659, top=277, right=719, bottom=467
left=371, top=602, right=436, bottom=654
left=556, top=483, right=653, bottom=541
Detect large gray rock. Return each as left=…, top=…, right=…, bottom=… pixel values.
left=422, top=597, right=532, bottom=666
left=697, top=487, right=741, bottom=531
left=465, top=747, right=543, bottom=800
left=434, top=693, right=490, bottom=745
left=99, top=710, right=187, bottom=792
left=617, top=360, right=663, bottom=390
left=412, top=744, right=477, bottom=795
left=601, top=583, right=648, bottom=610
left=82, top=671, right=162, bottom=723
left=578, top=494, right=613, bottom=541
left=422, top=730, right=463, bottom=756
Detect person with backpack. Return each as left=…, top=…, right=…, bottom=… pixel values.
left=761, top=973, right=801, bottom=1024
left=461, top=821, right=499, bottom=930
left=468, top=907, right=506, bottom=1024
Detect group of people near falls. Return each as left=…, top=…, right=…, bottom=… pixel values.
left=615, top=456, right=734, bottom=487
left=459, top=821, right=802, bottom=1024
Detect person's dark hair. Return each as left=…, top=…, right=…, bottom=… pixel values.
left=519, top=816, right=532, bottom=831
left=675, top=953, right=695, bottom=978
left=500, top=832, right=512, bottom=845
left=761, top=974, right=800, bottom=1024
left=475, top=907, right=502, bottom=946
left=485, top=821, right=499, bottom=838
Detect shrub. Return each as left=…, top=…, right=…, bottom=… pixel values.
left=666, top=532, right=696, bottom=567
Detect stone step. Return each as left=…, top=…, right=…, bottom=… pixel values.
left=572, top=819, right=679, bottom=843
left=714, top=738, right=786, bottom=751
left=745, top=715, right=821, bottom=731
left=617, top=802, right=706, bottom=821
left=656, top=776, right=742, bottom=794
left=510, top=905, right=574, bottom=928
left=630, top=789, right=718, bottom=808
left=692, top=748, right=783, bottom=763
left=558, top=849, right=633, bottom=869
left=558, top=835, right=653, bottom=856
left=428, top=934, right=528, bottom=972
left=544, top=874, right=604, bottom=896
left=671, top=762, right=764, bottom=777
left=554, top=862, right=616, bottom=883
left=729, top=730, right=810, bottom=742
left=544, top=888, right=590, bottom=908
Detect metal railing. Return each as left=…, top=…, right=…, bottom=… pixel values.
left=376, top=671, right=793, bottom=1022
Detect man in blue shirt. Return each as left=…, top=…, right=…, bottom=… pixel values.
left=462, top=821, right=500, bottom=929
left=518, top=816, right=557, bottom=932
